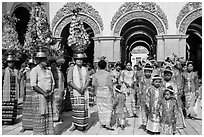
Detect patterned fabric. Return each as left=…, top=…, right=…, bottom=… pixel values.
left=146, top=86, right=163, bottom=132
left=2, top=67, right=19, bottom=101
left=2, top=68, right=18, bottom=124
left=111, top=69, right=121, bottom=97
left=88, top=87, right=95, bottom=106
left=22, top=70, right=33, bottom=130
left=159, top=98, right=177, bottom=135
left=120, top=70, right=137, bottom=117
left=183, top=71, right=199, bottom=115
left=96, top=86, right=113, bottom=126
left=70, top=92, right=88, bottom=130
left=52, top=69, right=64, bottom=121
left=160, top=123, right=174, bottom=135
left=32, top=92, right=54, bottom=135
left=30, top=65, right=55, bottom=115
left=67, top=65, right=89, bottom=131
left=114, top=92, right=126, bottom=126
left=163, top=80, right=186, bottom=129
left=140, top=77, right=152, bottom=125
left=30, top=65, right=55, bottom=134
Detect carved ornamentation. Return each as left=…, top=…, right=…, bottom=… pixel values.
left=52, top=2, right=103, bottom=36
left=176, top=2, right=202, bottom=28
left=114, top=11, right=165, bottom=35
left=111, top=2, right=168, bottom=35
left=179, top=9, right=202, bottom=34
left=53, top=14, right=100, bottom=37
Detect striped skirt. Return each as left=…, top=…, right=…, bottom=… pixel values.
left=96, top=87, right=113, bottom=126
left=32, top=93, right=54, bottom=135
left=70, top=92, right=88, bottom=131
left=2, top=76, right=18, bottom=124
left=22, top=85, right=33, bottom=130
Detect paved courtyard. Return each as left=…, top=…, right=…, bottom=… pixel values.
left=2, top=101, right=202, bottom=135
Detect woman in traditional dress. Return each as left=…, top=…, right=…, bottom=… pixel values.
left=182, top=61, right=199, bottom=118
left=146, top=75, right=163, bottom=134
left=92, top=59, right=114, bottom=130
left=21, top=58, right=36, bottom=132
left=67, top=53, right=90, bottom=132
left=30, top=48, right=55, bottom=135
left=119, top=62, right=137, bottom=118
left=2, top=54, right=20, bottom=125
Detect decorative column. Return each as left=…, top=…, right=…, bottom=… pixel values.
left=93, top=36, right=121, bottom=63
left=156, top=35, right=188, bottom=62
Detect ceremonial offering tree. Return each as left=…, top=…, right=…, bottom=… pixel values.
left=2, top=12, right=21, bottom=54
left=24, top=2, right=58, bottom=56
left=67, top=8, right=90, bottom=53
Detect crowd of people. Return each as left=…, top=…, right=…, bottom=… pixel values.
left=2, top=49, right=202, bottom=135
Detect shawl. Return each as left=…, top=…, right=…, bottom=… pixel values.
left=72, top=65, right=88, bottom=97
left=3, top=67, right=19, bottom=101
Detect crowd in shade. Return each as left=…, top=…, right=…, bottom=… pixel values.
left=2, top=49, right=202, bottom=135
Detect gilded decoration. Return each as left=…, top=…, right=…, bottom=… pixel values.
left=176, top=2, right=202, bottom=34
left=111, top=2, right=168, bottom=35
left=52, top=2, right=103, bottom=36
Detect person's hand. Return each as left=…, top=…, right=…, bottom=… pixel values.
left=80, top=87, right=86, bottom=95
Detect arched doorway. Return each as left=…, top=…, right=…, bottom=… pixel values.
left=120, top=19, right=157, bottom=63
left=111, top=2, right=168, bottom=64
left=186, top=17, right=202, bottom=78
left=176, top=2, right=202, bottom=78
left=12, top=7, right=30, bottom=45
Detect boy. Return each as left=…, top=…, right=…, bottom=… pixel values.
left=146, top=75, right=163, bottom=134
left=159, top=86, right=177, bottom=135
left=139, top=64, right=153, bottom=129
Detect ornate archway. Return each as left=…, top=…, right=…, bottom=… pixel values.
left=10, top=2, right=32, bottom=15
left=52, top=2, right=103, bottom=37
left=176, top=2, right=202, bottom=34
left=176, top=2, right=202, bottom=78
left=111, top=2, right=168, bottom=35
left=111, top=2, right=168, bottom=63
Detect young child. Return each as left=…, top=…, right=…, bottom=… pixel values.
left=146, top=75, right=163, bottom=134
left=139, top=64, right=153, bottom=129
left=113, top=85, right=126, bottom=130
left=159, top=86, right=177, bottom=135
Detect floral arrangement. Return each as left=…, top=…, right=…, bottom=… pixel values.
left=24, top=2, right=58, bottom=56
left=2, top=12, right=21, bottom=53
left=67, top=8, right=90, bottom=53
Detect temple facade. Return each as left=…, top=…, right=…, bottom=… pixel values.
left=2, top=2, right=202, bottom=76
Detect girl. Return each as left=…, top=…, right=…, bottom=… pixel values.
left=113, top=85, right=126, bottom=130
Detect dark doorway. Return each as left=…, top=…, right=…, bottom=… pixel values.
left=186, top=17, right=202, bottom=78
left=120, top=19, right=157, bottom=64
left=12, top=7, right=30, bottom=46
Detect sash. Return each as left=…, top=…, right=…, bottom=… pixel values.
left=72, top=65, right=87, bottom=97
left=3, top=67, right=19, bottom=101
